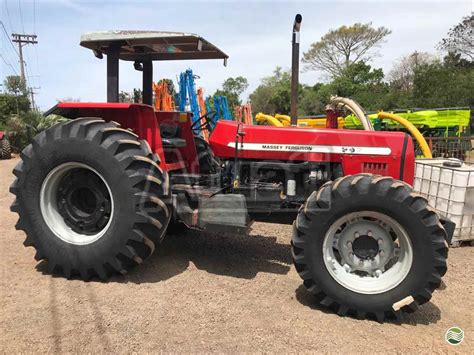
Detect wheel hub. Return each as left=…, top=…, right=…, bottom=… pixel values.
left=352, top=235, right=379, bottom=259
left=40, top=162, right=114, bottom=245
left=323, top=211, right=412, bottom=294
left=335, top=219, right=395, bottom=275
left=56, top=169, right=112, bottom=235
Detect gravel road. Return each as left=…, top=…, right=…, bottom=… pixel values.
left=1, top=157, right=472, bottom=353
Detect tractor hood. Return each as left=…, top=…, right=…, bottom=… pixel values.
left=209, top=121, right=415, bottom=184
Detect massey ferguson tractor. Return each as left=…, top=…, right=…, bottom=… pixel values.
left=10, top=19, right=454, bottom=322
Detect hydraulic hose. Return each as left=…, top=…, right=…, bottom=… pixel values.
left=330, top=96, right=374, bottom=131
left=275, top=114, right=291, bottom=125
left=255, top=113, right=284, bottom=127
left=377, top=112, right=432, bottom=158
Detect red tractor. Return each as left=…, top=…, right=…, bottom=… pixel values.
left=10, top=25, right=453, bottom=322
left=0, top=131, right=12, bottom=159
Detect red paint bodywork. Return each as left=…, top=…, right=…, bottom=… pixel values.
left=209, top=121, right=415, bottom=184
left=0, top=131, right=4, bottom=140
left=48, top=102, right=414, bottom=184
left=48, top=102, right=199, bottom=173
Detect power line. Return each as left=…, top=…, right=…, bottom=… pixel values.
left=33, top=0, right=36, bottom=34
left=0, top=54, right=18, bottom=75
left=1, top=21, right=19, bottom=57
left=4, top=0, right=14, bottom=33
left=18, top=0, right=25, bottom=33
left=1, top=44, right=19, bottom=72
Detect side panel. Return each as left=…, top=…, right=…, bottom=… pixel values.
left=210, top=121, right=415, bottom=184
left=46, top=102, right=198, bottom=173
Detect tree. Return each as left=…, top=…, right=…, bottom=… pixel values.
left=249, top=68, right=293, bottom=114
left=303, top=23, right=391, bottom=78
left=4, top=75, right=28, bottom=96
left=389, top=51, right=436, bottom=91
left=214, top=76, right=249, bottom=110
left=328, top=61, right=389, bottom=111
left=438, top=14, right=474, bottom=60
left=412, top=55, right=474, bottom=108
left=0, top=76, right=30, bottom=123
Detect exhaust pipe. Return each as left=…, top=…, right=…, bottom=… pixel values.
left=290, top=14, right=302, bottom=126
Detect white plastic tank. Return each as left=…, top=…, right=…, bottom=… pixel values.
left=413, top=158, right=474, bottom=245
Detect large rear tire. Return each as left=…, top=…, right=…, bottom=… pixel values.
left=10, top=118, right=171, bottom=280
left=292, top=174, right=448, bottom=321
left=1, top=137, right=12, bottom=159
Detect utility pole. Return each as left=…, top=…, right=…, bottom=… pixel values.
left=12, top=33, right=38, bottom=109
left=12, top=33, right=38, bottom=83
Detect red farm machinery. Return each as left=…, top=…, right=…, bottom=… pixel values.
left=10, top=17, right=454, bottom=322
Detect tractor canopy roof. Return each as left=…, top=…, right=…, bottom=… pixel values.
left=80, top=31, right=228, bottom=65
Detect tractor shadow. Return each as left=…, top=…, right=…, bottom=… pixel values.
left=295, top=285, right=442, bottom=326
left=36, top=228, right=292, bottom=283
left=117, top=228, right=292, bottom=283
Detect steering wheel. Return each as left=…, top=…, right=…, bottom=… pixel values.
left=191, top=111, right=217, bottom=133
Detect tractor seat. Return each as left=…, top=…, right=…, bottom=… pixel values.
left=160, top=122, right=187, bottom=149
left=162, top=137, right=187, bottom=149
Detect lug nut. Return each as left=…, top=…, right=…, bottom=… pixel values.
left=354, top=232, right=359, bottom=238
left=374, top=269, right=382, bottom=278
left=367, top=231, right=373, bottom=237
left=346, top=241, right=352, bottom=247
left=377, top=238, right=383, bottom=245
left=379, top=250, right=385, bottom=256
left=349, top=252, right=354, bottom=257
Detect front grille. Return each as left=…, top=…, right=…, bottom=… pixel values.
left=362, top=162, right=388, bottom=175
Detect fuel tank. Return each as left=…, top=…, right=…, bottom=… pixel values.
left=209, top=121, right=414, bottom=184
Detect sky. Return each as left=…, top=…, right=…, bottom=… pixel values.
left=0, top=0, right=472, bottom=110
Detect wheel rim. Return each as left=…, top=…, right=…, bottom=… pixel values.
left=40, top=162, right=114, bottom=245
left=322, top=211, right=413, bottom=294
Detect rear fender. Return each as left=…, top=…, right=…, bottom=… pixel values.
left=44, top=102, right=198, bottom=173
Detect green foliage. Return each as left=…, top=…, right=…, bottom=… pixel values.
left=119, top=88, right=143, bottom=103
left=1, top=75, right=31, bottom=126
left=330, top=62, right=387, bottom=100
left=0, top=93, right=31, bottom=125
left=0, top=75, right=64, bottom=151
left=412, top=55, right=474, bottom=108
left=4, top=75, right=28, bottom=95
left=252, top=51, right=473, bottom=117
left=250, top=67, right=294, bottom=114
left=214, top=76, right=249, bottom=110
left=4, top=112, right=66, bottom=151
left=252, top=63, right=392, bottom=116
left=303, top=23, right=391, bottom=78
left=389, top=52, right=436, bottom=91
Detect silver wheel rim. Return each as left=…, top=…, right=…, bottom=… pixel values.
left=322, top=211, right=413, bottom=294
left=40, top=162, right=114, bottom=245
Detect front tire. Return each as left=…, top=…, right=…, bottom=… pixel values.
left=292, top=174, right=448, bottom=321
left=10, top=118, right=171, bottom=280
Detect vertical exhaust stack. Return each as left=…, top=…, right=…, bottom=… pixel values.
left=290, top=14, right=302, bottom=126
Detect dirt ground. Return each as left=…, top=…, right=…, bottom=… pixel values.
left=1, top=157, right=473, bottom=353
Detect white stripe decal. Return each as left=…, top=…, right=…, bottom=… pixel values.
left=226, top=142, right=391, bottom=156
